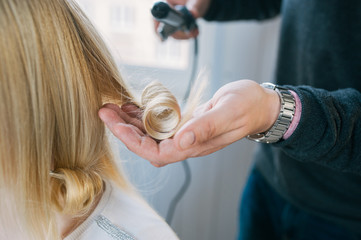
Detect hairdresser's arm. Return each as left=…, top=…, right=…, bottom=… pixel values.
left=203, top=0, right=282, bottom=21
left=273, top=86, right=361, bottom=175
left=167, top=0, right=282, bottom=21
left=99, top=80, right=280, bottom=167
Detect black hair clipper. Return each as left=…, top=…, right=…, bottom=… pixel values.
left=151, top=1, right=198, bottom=41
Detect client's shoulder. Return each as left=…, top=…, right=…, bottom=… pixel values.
left=65, top=181, right=179, bottom=240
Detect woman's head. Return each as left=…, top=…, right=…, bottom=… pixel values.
left=0, top=0, right=133, bottom=238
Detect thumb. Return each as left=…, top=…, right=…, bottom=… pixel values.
left=174, top=107, right=229, bottom=150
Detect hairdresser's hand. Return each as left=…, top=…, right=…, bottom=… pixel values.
left=153, top=0, right=211, bottom=39
left=99, top=80, right=280, bottom=167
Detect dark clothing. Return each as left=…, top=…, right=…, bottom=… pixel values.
left=239, top=168, right=361, bottom=240
left=205, top=0, right=361, bottom=234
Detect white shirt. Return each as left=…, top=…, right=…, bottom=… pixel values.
left=64, top=181, right=179, bottom=240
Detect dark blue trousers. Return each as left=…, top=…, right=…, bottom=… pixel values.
left=238, top=169, right=361, bottom=240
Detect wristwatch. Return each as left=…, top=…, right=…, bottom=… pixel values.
left=247, top=82, right=295, bottom=143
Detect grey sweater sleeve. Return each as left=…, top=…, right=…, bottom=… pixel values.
left=275, top=86, right=361, bottom=175
left=203, top=0, right=282, bottom=21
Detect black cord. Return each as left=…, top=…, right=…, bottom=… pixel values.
left=183, top=37, right=198, bottom=101
left=166, top=160, right=192, bottom=224
left=166, top=37, right=198, bottom=225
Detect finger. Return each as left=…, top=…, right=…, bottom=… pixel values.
left=175, top=127, right=247, bottom=159
left=192, top=100, right=212, bottom=118
left=195, top=127, right=247, bottom=156
left=99, top=105, right=124, bottom=123
left=102, top=104, right=144, bottom=132
left=99, top=108, right=160, bottom=157
left=121, top=103, right=142, bottom=119
left=174, top=106, right=234, bottom=150
left=99, top=107, right=144, bottom=136
left=120, top=104, right=146, bottom=133
left=112, top=124, right=193, bottom=166
left=172, top=28, right=199, bottom=40
left=154, top=20, right=160, bottom=32
left=153, top=139, right=194, bottom=165
left=191, top=124, right=247, bottom=157
left=102, top=103, right=122, bottom=116
left=114, top=124, right=158, bottom=159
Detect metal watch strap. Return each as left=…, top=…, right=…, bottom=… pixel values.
left=247, top=82, right=295, bottom=143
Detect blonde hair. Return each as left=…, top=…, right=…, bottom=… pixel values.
left=0, top=0, right=196, bottom=239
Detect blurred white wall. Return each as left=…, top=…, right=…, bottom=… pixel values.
left=119, top=18, right=281, bottom=240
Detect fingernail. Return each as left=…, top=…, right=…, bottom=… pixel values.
left=179, top=131, right=195, bottom=149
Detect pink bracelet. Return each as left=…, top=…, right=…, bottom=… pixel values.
left=283, top=90, right=302, bottom=139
